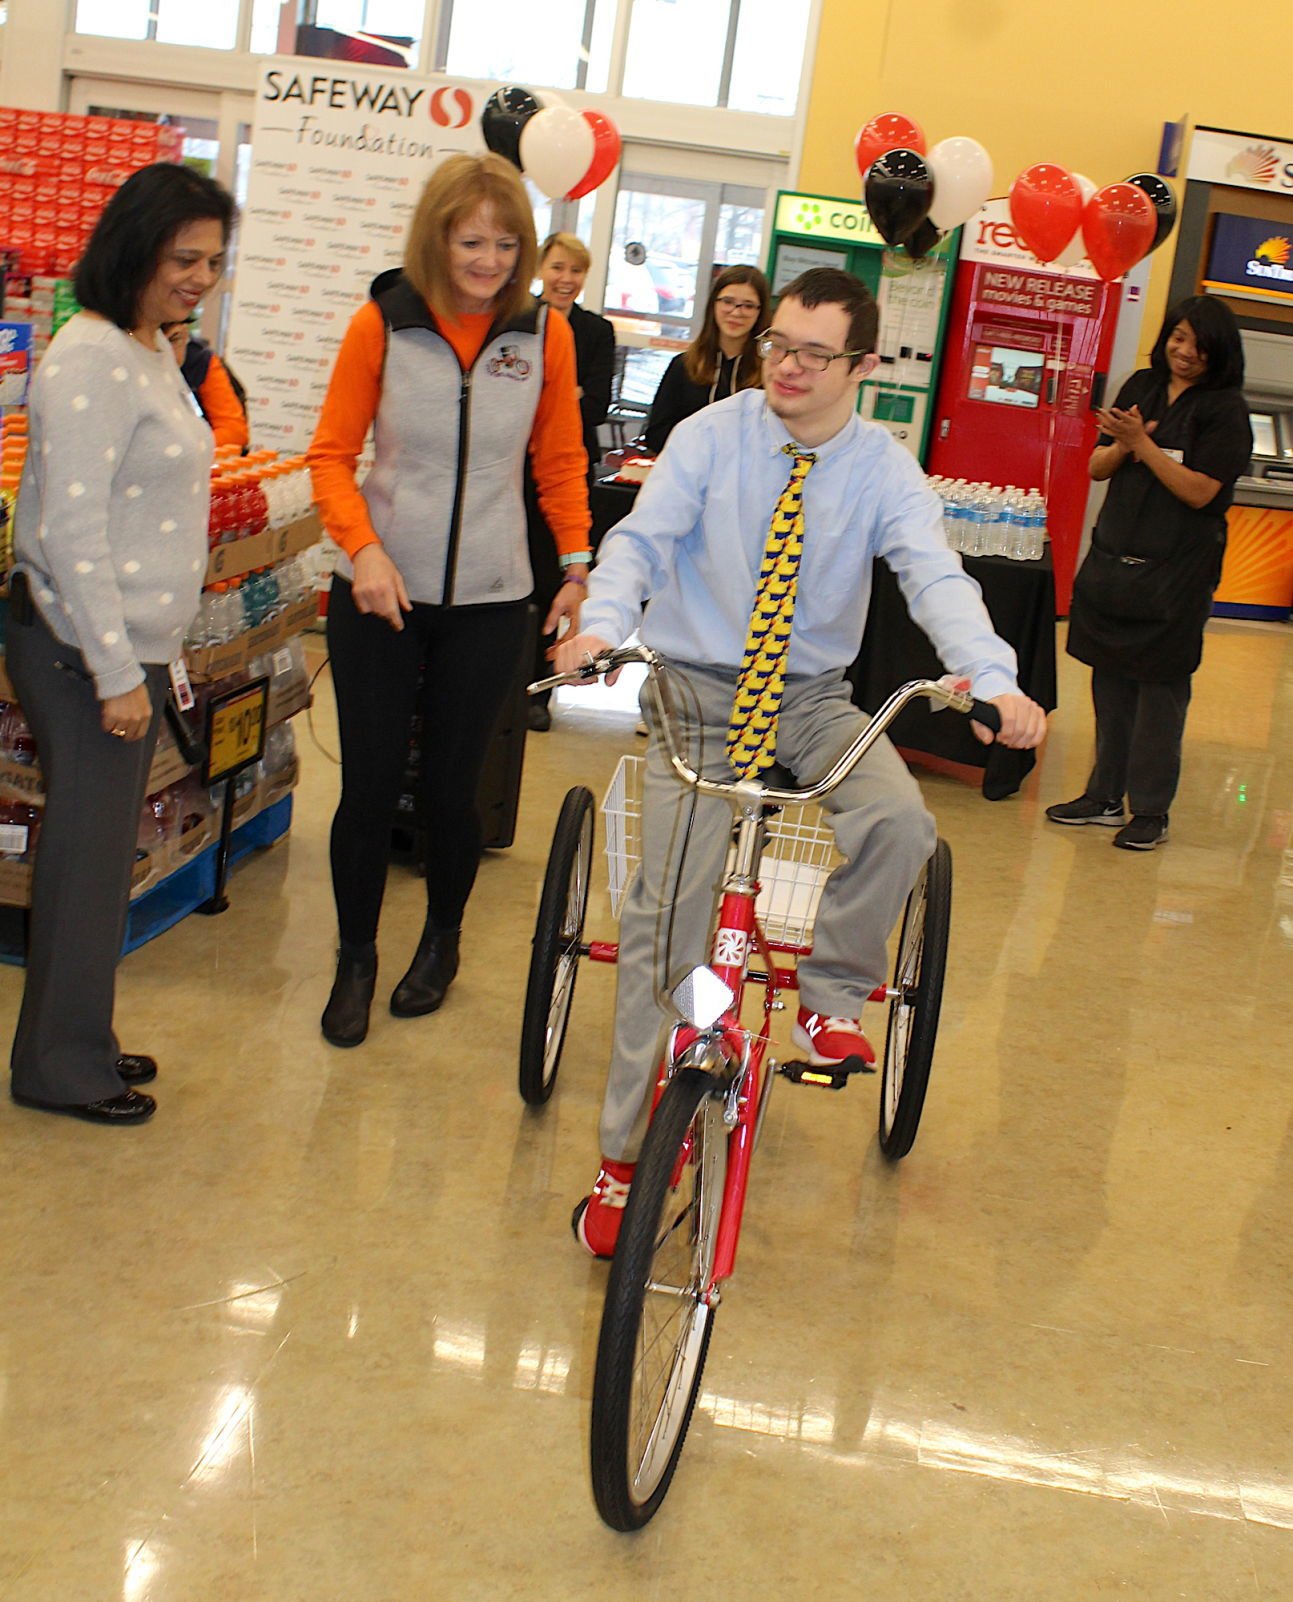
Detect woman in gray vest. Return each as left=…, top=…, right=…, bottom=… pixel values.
left=309, top=154, right=593, bottom=1048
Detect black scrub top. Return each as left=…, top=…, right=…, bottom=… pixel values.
left=1067, top=368, right=1253, bottom=681
left=644, top=349, right=750, bottom=455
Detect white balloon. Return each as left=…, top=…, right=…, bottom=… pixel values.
left=519, top=106, right=595, bottom=199
left=1055, top=173, right=1097, bottom=268
left=926, top=137, right=994, bottom=231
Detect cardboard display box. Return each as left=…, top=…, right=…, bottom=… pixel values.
left=205, top=511, right=321, bottom=587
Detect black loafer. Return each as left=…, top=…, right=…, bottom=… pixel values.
left=390, top=926, right=460, bottom=1017
left=11, top=1088, right=156, bottom=1124
left=117, top=1053, right=158, bottom=1085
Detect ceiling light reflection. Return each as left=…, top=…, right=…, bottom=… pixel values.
left=513, top=1340, right=571, bottom=1396
left=850, top=1405, right=1293, bottom=1529
left=123, top=1538, right=159, bottom=1602
left=222, top=1281, right=284, bottom=1332
left=431, top=1319, right=486, bottom=1376
left=189, top=1384, right=254, bottom=1484
left=697, top=1388, right=836, bottom=1443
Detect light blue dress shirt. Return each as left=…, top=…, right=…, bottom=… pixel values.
left=581, top=388, right=1021, bottom=701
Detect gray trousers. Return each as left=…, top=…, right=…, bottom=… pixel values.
left=7, top=605, right=167, bottom=1104
left=600, top=661, right=936, bottom=1161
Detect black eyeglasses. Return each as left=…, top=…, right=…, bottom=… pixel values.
left=713, top=295, right=762, bottom=313
left=756, top=332, right=866, bottom=372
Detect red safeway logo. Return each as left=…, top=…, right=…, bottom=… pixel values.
left=429, top=87, right=473, bottom=129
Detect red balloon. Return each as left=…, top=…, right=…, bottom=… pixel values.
left=855, top=112, right=926, bottom=178
left=1081, top=183, right=1156, bottom=281
left=565, top=110, right=621, bottom=200
left=1008, top=163, right=1083, bottom=264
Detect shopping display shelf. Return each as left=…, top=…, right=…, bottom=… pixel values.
left=0, top=793, right=292, bottom=967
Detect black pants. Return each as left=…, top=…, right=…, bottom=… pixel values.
left=7, top=602, right=167, bottom=1104
left=1086, top=666, right=1192, bottom=818
left=524, top=476, right=564, bottom=707
left=327, top=577, right=528, bottom=946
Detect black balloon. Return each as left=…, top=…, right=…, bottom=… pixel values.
left=904, top=217, right=941, bottom=260
left=864, top=148, right=934, bottom=247
left=481, top=85, right=542, bottom=171
left=1124, top=172, right=1178, bottom=254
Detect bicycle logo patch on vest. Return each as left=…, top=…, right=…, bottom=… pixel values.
left=488, top=344, right=533, bottom=380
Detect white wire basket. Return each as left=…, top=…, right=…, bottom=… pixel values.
left=601, top=754, right=843, bottom=947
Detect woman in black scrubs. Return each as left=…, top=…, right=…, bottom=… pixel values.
left=1048, top=296, right=1252, bottom=850
left=642, top=265, right=770, bottom=455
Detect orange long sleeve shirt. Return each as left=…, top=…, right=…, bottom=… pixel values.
left=196, top=354, right=249, bottom=452
left=308, top=298, right=591, bottom=563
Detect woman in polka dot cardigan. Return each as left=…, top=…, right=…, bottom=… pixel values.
left=7, top=163, right=235, bottom=1126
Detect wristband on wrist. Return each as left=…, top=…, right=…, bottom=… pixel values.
left=563, top=572, right=588, bottom=586
left=560, top=549, right=592, bottom=569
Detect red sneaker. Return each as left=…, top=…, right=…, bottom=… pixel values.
left=792, top=1007, right=875, bottom=1068
left=573, top=1159, right=635, bottom=1259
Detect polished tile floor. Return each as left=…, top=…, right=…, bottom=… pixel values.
left=2, top=618, right=1293, bottom=1600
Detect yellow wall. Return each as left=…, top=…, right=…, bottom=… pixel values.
left=799, top=0, right=1293, bottom=363
left=800, top=0, right=1291, bottom=203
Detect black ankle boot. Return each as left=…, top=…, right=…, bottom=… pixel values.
left=322, top=942, right=378, bottom=1047
left=390, top=925, right=460, bottom=1017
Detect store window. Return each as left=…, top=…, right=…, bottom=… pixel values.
left=438, top=0, right=615, bottom=92
left=606, top=186, right=705, bottom=338
left=725, top=0, right=811, bottom=116
left=621, top=0, right=809, bottom=114
left=251, top=0, right=423, bottom=60
left=605, top=177, right=765, bottom=339
left=75, top=0, right=241, bottom=49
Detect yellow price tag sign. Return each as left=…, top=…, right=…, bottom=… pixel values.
left=205, top=678, right=269, bottom=785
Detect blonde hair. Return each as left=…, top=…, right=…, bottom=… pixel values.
left=539, top=231, right=591, bottom=273
left=404, top=153, right=537, bottom=324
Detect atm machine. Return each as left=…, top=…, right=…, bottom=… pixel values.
left=1215, top=328, right=1293, bottom=620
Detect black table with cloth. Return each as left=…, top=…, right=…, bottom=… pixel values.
left=588, top=477, right=1057, bottom=800
left=850, top=549, right=1057, bottom=799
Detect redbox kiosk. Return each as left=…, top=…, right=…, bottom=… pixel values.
left=927, top=201, right=1126, bottom=612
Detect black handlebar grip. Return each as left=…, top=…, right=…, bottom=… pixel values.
left=969, top=698, right=1001, bottom=733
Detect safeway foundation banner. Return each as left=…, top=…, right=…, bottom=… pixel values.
left=226, top=62, right=488, bottom=451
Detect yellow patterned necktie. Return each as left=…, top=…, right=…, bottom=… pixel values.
left=726, top=444, right=817, bottom=780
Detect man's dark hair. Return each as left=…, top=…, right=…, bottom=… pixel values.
left=776, top=267, right=878, bottom=365
left=1149, top=294, right=1245, bottom=392
left=74, top=162, right=235, bottom=331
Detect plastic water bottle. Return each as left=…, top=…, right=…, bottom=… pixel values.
left=939, top=481, right=959, bottom=550
left=984, top=486, right=1008, bottom=557
left=1026, top=490, right=1048, bottom=560
left=1000, top=489, right=1026, bottom=560
left=974, top=480, right=993, bottom=557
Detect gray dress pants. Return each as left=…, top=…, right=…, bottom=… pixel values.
left=7, top=604, right=167, bottom=1105
left=600, top=660, right=936, bottom=1161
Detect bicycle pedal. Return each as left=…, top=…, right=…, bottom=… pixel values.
left=779, top=1055, right=874, bottom=1090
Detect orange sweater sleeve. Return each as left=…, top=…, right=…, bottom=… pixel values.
left=306, top=300, right=386, bottom=561
left=529, top=310, right=592, bottom=558
left=197, top=355, right=249, bottom=452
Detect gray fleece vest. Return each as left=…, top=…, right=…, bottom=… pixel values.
left=354, top=272, right=546, bottom=607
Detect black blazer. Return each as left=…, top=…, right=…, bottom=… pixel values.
left=567, top=302, right=616, bottom=478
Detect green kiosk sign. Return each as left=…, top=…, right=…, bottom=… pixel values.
left=765, top=191, right=960, bottom=459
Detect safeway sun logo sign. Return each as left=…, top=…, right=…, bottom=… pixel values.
left=1255, top=236, right=1291, bottom=265
left=429, top=86, right=472, bottom=128
left=1226, top=144, right=1280, bottom=185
